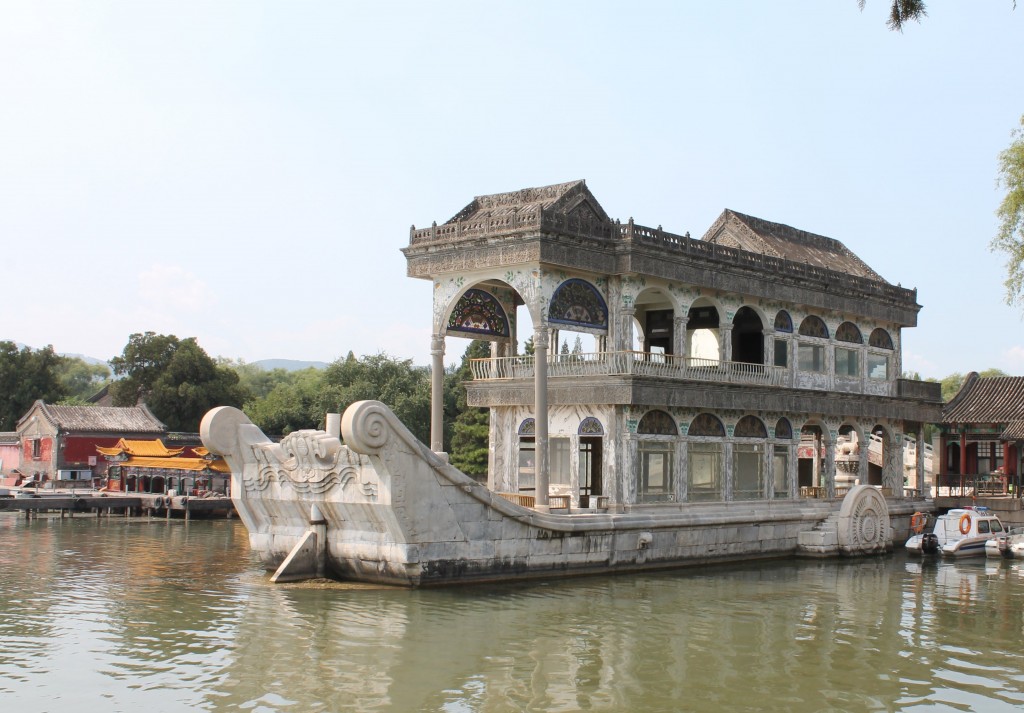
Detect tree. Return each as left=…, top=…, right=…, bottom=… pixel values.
left=993, top=114, right=1024, bottom=309
left=0, top=342, right=69, bottom=430
left=55, top=357, right=110, bottom=402
left=858, top=0, right=927, bottom=32
left=448, top=340, right=492, bottom=478
left=242, top=367, right=326, bottom=435
left=858, top=2, right=1016, bottom=32
left=109, top=332, right=246, bottom=432
left=322, top=352, right=433, bottom=444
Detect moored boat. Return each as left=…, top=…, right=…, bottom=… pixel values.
left=906, top=507, right=1005, bottom=557
left=985, top=526, right=1024, bottom=559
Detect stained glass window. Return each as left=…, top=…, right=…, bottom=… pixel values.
left=548, top=279, right=609, bottom=331
left=688, top=413, right=725, bottom=437
left=447, top=288, right=510, bottom=338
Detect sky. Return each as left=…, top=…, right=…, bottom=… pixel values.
left=1, top=2, right=1022, bottom=379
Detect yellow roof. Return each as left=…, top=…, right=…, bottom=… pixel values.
left=117, top=456, right=231, bottom=473
left=96, top=438, right=185, bottom=458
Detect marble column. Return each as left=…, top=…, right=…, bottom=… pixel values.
left=534, top=325, right=549, bottom=507
left=430, top=334, right=445, bottom=453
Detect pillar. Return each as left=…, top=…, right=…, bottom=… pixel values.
left=959, top=432, right=968, bottom=479
left=824, top=435, right=837, bottom=499
left=917, top=430, right=926, bottom=496
left=534, top=325, right=549, bottom=507
left=430, top=334, right=445, bottom=453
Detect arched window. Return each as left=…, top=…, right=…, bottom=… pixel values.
left=637, top=410, right=678, bottom=435
left=836, top=322, right=863, bottom=344
left=578, top=417, right=604, bottom=435
left=775, top=418, right=793, bottom=440
left=798, top=316, right=828, bottom=373
left=447, top=288, right=510, bottom=338
left=869, top=328, right=894, bottom=350
left=774, top=310, right=793, bottom=333
left=868, top=329, right=893, bottom=380
left=549, top=279, right=608, bottom=331
left=734, top=415, right=768, bottom=438
left=636, top=410, right=676, bottom=503
left=835, top=322, right=862, bottom=378
left=798, top=315, right=829, bottom=338
left=687, top=412, right=724, bottom=502
left=688, top=412, right=725, bottom=437
left=733, top=416, right=767, bottom=501
left=773, top=419, right=792, bottom=499
left=518, top=418, right=536, bottom=435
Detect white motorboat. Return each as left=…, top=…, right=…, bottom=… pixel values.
left=985, top=526, right=1024, bottom=559
left=906, top=507, right=1005, bottom=557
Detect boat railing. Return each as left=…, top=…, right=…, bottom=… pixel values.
left=469, top=351, right=787, bottom=387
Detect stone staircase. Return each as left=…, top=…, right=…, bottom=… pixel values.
left=797, top=512, right=840, bottom=556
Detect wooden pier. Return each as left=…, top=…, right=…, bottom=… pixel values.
left=0, top=492, right=234, bottom=520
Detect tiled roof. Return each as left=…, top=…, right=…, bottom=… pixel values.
left=702, top=210, right=886, bottom=283
left=941, top=373, right=1024, bottom=424
left=1001, top=421, right=1024, bottom=440
left=25, top=401, right=166, bottom=433
left=96, top=438, right=184, bottom=458
left=445, top=179, right=611, bottom=223
left=0, top=432, right=19, bottom=445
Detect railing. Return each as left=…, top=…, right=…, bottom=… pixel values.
left=936, top=473, right=1019, bottom=498
left=469, top=352, right=788, bottom=387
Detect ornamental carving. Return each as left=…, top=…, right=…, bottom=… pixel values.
left=247, top=431, right=377, bottom=499
left=837, top=485, right=891, bottom=555
left=447, top=288, right=510, bottom=338
left=548, top=278, right=608, bottom=331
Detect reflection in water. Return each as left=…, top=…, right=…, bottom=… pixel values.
left=2, top=512, right=1024, bottom=712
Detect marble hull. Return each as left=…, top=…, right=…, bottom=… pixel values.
left=201, top=401, right=896, bottom=587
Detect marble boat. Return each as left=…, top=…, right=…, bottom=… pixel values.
left=202, top=181, right=943, bottom=586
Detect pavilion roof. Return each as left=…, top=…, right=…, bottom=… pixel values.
left=118, top=455, right=230, bottom=473
left=942, top=372, right=1024, bottom=426
left=19, top=401, right=166, bottom=434
left=445, top=179, right=611, bottom=224
left=96, top=438, right=185, bottom=458
left=702, top=209, right=887, bottom=283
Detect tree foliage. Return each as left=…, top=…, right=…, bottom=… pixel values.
left=322, top=352, right=433, bottom=444
left=55, top=357, right=110, bottom=403
left=241, top=367, right=326, bottom=435
left=448, top=340, right=492, bottom=478
left=993, top=114, right=1024, bottom=309
left=109, top=332, right=246, bottom=432
left=858, top=0, right=927, bottom=32
left=0, top=342, right=69, bottom=430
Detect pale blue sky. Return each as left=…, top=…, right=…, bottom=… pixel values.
left=1, top=2, right=1022, bottom=378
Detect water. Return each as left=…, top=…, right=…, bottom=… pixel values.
left=2, top=513, right=1024, bottom=713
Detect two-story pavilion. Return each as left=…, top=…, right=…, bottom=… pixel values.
left=403, top=180, right=942, bottom=510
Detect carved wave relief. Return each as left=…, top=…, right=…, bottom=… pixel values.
left=244, top=429, right=378, bottom=499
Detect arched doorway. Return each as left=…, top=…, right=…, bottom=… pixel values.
left=732, top=307, right=765, bottom=365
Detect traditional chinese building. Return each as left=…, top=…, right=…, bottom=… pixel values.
left=14, top=401, right=167, bottom=486
left=403, top=180, right=943, bottom=509
left=937, top=372, right=1024, bottom=495
left=97, top=438, right=231, bottom=495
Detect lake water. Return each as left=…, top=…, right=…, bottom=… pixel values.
left=2, top=512, right=1023, bottom=713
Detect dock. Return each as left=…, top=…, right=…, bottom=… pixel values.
left=0, top=491, right=234, bottom=520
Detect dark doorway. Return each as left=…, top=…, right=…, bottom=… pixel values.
left=579, top=437, right=603, bottom=507
left=644, top=309, right=674, bottom=354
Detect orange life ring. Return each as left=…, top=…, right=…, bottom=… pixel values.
left=910, top=512, right=926, bottom=534
left=958, top=513, right=972, bottom=535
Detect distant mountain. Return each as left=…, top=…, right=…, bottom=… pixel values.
left=252, top=358, right=329, bottom=372
left=61, top=352, right=109, bottom=366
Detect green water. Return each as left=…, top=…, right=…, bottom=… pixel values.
left=2, top=512, right=1023, bottom=712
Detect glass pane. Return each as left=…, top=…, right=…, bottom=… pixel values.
left=688, top=445, right=721, bottom=502
left=773, top=450, right=788, bottom=498
left=835, top=348, right=859, bottom=377
left=798, top=344, right=824, bottom=372
left=550, top=438, right=571, bottom=485
left=734, top=448, right=762, bottom=500
left=518, top=439, right=535, bottom=492
left=774, top=339, right=788, bottom=367
left=868, top=354, right=888, bottom=379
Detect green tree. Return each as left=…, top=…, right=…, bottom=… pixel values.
left=0, top=342, right=69, bottom=430
left=242, top=367, right=326, bottom=435
left=109, top=332, right=246, bottom=431
left=448, top=340, right=492, bottom=478
left=993, top=114, right=1024, bottom=309
left=322, top=352, right=433, bottom=444
left=55, top=357, right=111, bottom=402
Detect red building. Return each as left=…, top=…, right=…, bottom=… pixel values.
left=14, top=400, right=166, bottom=487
